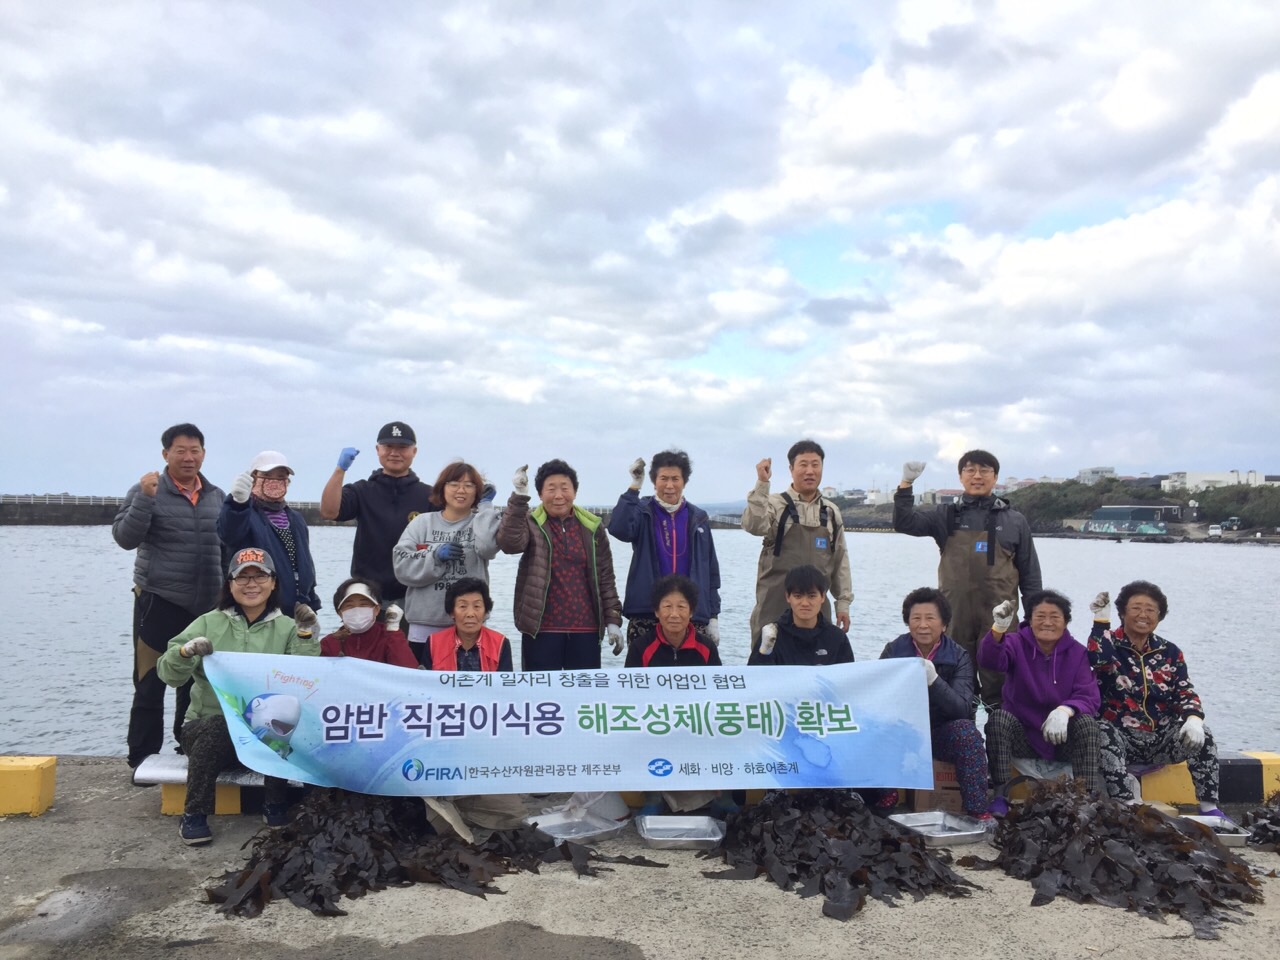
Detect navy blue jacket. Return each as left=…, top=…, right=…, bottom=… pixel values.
left=879, top=633, right=974, bottom=725
left=607, top=490, right=721, bottom=623
left=218, top=496, right=321, bottom=613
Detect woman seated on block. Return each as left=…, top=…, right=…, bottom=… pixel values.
left=748, top=565, right=854, bottom=666
left=978, top=590, right=1102, bottom=805
left=157, top=547, right=319, bottom=846
left=426, top=578, right=514, bottom=672
left=879, top=587, right=990, bottom=821
left=320, top=578, right=419, bottom=668
left=1087, top=582, right=1224, bottom=816
left=625, top=573, right=731, bottom=818
left=625, top=574, right=722, bottom=668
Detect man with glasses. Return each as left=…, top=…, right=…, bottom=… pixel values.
left=893, top=449, right=1041, bottom=708
left=113, top=423, right=224, bottom=776
left=320, top=421, right=438, bottom=623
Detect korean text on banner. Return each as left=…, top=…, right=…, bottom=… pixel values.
left=202, top=653, right=934, bottom=797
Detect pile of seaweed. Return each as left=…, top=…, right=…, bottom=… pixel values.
left=206, top=790, right=663, bottom=917
left=699, top=789, right=977, bottom=920
left=955, top=779, right=1263, bottom=939
left=1244, top=793, right=1280, bottom=852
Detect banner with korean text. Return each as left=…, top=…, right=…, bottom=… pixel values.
left=202, top=653, right=935, bottom=795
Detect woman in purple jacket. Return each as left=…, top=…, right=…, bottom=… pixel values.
left=979, top=589, right=1102, bottom=800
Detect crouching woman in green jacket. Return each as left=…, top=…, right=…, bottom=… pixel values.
left=157, top=547, right=319, bottom=845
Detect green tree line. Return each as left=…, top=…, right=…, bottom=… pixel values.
left=1004, top=479, right=1280, bottom=530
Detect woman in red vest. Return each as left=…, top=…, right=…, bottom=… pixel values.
left=428, top=577, right=514, bottom=672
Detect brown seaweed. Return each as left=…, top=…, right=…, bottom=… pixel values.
left=954, top=779, right=1263, bottom=940
left=205, top=790, right=663, bottom=917
left=1243, top=794, right=1280, bottom=852
left=699, top=789, right=977, bottom=921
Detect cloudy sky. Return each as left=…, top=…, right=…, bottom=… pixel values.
left=3, top=1, right=1277, bottom=504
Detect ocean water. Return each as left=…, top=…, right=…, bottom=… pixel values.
left=2, top=526, right=1277, bottom=756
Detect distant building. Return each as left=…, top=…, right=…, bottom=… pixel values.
left=1081, top=503, right=1183, bottom=535
left=1077, top=466, right=1117, bottom=485
left=1162, top=470, right=1274, bottom=492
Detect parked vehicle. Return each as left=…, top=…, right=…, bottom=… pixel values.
left=1207, top=524, right=1223, bottom=540
left=1221, top=517, right=1243, bottom=531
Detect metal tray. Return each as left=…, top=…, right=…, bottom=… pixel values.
left=525, top=810, right=628, bottom=843
left=634, top=815, right=726, bottom=849
left=1178, top=815, right=1251, bottom=847
left=888, top=811, right=988, bottom=847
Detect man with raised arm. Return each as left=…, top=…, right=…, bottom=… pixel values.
left=319, top=421, right=437, bottom=620
left=112, top=423, right=225, bottom=775
left=742, top=439, right=852, bottom=645
left=893, top=449, right=1041, bottom=708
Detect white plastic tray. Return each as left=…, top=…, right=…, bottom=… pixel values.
left=888, top=811, right=987, bottom=846
left=634, top=815, right=725, bottom=849
left=525, top=809, right=628, bottom=843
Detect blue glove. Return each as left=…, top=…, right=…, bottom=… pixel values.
left=435, top=543, right=463, bottom=563
left=479, top=483, right=497, bottom=503
left=338, top=447, right=360, bottom=471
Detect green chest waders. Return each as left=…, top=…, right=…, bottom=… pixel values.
left=938, top=519, right=1020, bottom=709
left=749, top=494, right=841, bottom=645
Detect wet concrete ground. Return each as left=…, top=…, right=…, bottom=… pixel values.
left=2, top=756, right=1279, bottom=960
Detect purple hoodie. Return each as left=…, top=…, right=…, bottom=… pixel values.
left=978, top=623, right=1100, bottom=759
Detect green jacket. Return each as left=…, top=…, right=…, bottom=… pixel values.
left=157, top=607, right=319, bottom=723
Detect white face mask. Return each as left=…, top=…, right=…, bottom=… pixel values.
left=340, top=607, right=376, bottom=633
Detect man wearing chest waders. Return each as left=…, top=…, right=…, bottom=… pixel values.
left=742, top=440, right=853, bottom=648
left=893, top=450, right=1041, bottom=710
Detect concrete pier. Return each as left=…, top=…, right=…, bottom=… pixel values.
left=1, top=756, right=1278, bottom=960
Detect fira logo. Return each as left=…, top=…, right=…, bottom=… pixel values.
left=402, top=760, right=463, bottom=782
left=648, top=758, right=674, bottom=777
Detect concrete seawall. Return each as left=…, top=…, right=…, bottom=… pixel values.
left=1, top=756, right=1278, bottom=960
left=0, top=496, right=353, bottom=527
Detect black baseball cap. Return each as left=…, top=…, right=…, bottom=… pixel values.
left=377, top=421, right=416, bottom=446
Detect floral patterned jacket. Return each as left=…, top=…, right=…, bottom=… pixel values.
left=1087, top=621, right=1205, bottom=732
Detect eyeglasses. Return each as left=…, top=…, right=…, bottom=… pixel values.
left=233, top=572, right=273, bottom=585
left=445, top=481, right=477, bottom=490
left=960, top=466, right=996, bottom=477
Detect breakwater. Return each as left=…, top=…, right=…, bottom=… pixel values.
left=0, top=494, right=353, bottom=527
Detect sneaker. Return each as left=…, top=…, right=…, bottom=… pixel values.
left=987, top=796, right=1010, bottom=818
left=876, top=790, right=899, bottom=809
left=1197, top=806, right=1229, bottom=820
left=179, top=814, right=212, bottom=845
left=974, top=812, right=995, bottom=823
left=262, top=802, right=291, bottom=827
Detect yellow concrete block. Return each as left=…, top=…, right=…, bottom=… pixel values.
left=1139, top=762, right=1196, bottom=805
left=159, top=783, right=243, bottom=816
left=1244, top=752, right=1280, bottom=801
left=620, top=792, right=647, bottom=809
left=0, top=756, right=57, bottom=816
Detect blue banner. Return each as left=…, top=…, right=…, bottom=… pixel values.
left=202, top=654, right=934, bottom=796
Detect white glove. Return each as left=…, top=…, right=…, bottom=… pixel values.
left=293, top=603, right=319, bottom=636
left=606, top=624, right=624, bottom=656
left=992, top=600, right=1015, bottom=633
left=1180, top=715, right=1206, bottom=750
left=385, top=603, right=403, bottom=631
left=901, top=461, right=926, bottom=485
left=231, top=470, right=254, bottom=504
left=759, top=623, right=778, bottom=655
left=1090, top=592, right=1110, bottom=619
left=705, top=617, right=720, bottom=646
left=181, top=637, right=213, bottom=658
left=628, top=457, right=645, bottom=490
left=922, top=659, right=938, bottom=686
left=513, top=464, right=529, bottom=496
left=1041, top=706, right=1072, bottom=744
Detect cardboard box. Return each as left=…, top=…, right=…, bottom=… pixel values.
left=912, top=761, right=964, bottom=814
